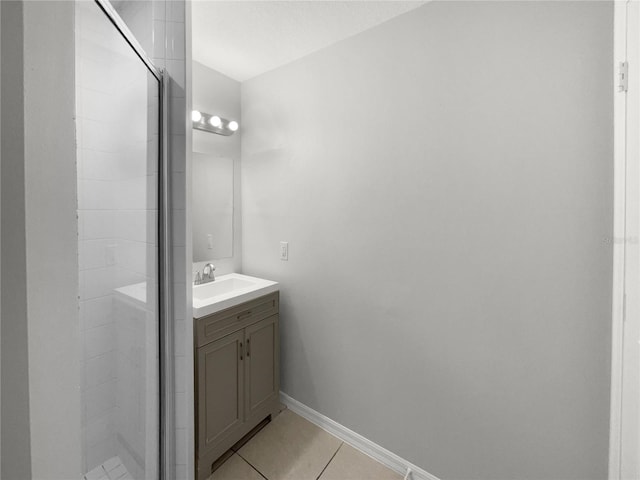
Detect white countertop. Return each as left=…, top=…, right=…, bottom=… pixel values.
left=192, top=273, right=279, bottom=318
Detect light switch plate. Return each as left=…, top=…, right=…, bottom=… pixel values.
left=280, top=241, right=288, bottom=261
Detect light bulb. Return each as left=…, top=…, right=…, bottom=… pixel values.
left=228, top=120, right=239, bottom=132
left=209, top=116, right=222, bottom=128
left=191, top=110, right=202, bottom=122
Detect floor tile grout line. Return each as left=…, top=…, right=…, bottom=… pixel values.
left=315, top=441, right=344, bottom=480
left=235, top=449, right=265, bottom=478
left=234, top=452, right=269, bottom=480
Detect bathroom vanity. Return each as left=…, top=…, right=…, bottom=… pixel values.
left=193, top=274, right=280, bottom=480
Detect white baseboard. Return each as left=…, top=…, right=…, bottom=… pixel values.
left=279, top=392, right=440, bottom=480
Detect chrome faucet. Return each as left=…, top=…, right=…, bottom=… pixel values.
left=193, top=263, right=216, bottom=285
left=202, top=263, right=216, bottom=283
left=194, top=264, right=216, bottom=285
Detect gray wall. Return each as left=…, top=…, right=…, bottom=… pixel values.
left=1, top=1, right=31, bottom=477
left=192, top=61, right=242, bottom=277
left=2, top=1, right=82, bottom=478
left=241, top=2, right=614, bottom=479
left=23, top=2, right=81, bottom=477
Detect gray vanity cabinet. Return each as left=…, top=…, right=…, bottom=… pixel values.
left=197, top=330, right=244, bottom=458
left=245, top=315, right=279, bottom=422
left=195, top=292, right=280, bottom=480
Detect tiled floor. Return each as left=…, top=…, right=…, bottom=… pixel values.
left=83, top=456, right=132, bottom=480
left=209, top=409, right=402, bottom=480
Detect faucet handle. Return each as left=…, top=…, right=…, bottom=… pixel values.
left=194, top=271, right=202, bottom=285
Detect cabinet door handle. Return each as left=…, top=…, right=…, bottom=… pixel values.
left=247, top=339, right=250, bottom=357
left=237, top=311, right=252, bottom=320
left=240, top=342, right=243, bottom=361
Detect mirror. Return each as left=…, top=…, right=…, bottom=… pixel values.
left=192, top=151, right=233, bottom=261
left=191, top=60, right=239, bottom=265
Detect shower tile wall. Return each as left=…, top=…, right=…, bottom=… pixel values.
left=75, top=0, right=193, bottom=474
left=76, top=2, right=159, bottom=477
left=109, top=1, right=190, bottom=478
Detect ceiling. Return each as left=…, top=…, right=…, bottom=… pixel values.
left=192, top=1, right=427, bottom=82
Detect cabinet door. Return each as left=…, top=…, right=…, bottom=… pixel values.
left=197, top=330, right=244, bottom=456
left=245, top=315, right=279, bottom=421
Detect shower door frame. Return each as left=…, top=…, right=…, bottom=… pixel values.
left=91, top=1, right=174, bottom=479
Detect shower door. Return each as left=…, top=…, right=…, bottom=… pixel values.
left=76, top=1, right=166, bottom=479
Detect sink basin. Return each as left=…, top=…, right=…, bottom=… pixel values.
left=194, top=277, right=256, bottom=300
left=192, top=273, right=278, bottom=318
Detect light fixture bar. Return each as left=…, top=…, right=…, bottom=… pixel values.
left=191, top=110, right=239, bottom=136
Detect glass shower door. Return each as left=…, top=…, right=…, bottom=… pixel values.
left=76, top=2, right=162, bottom=478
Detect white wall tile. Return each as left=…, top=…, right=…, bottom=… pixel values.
left=117, top=240, right=148, bottom=276
left=85, top=410, right=115, bottom=447
left=85, top=381, right=116, bottom=420
left=85, top=352, right=116, bottom=389
left=79, top=239, right=114, bottom=271
left=81, top=297, right=113, bottom=331
left=79, top=88, right=116, bottom=123
left=153, top=19, right=166, bottom=59
left=85, top=323, right=116, bottom=359
left=78, top=57, right=113, bottom=93
left=152, top=1, right=165, bottom=22
left=80, top=267, right=115, bottom=300
left=168, top=1, right=185, bottom=24
left=84, top=211, right=116, bottom=240
left=116, top=210, right=146, bottom=242
left=113, top=177, right=148, bottom=211
left=81, top=118, right=118, bottom=153
left=79, top=211, right=86, bottom=240
left=82, top=149, right=120, bottom=181
left=80, top=179, right=116, bottom=211
left=166, top=21, right=185, bottom=61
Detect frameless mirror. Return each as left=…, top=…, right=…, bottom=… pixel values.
left=192, top=151, right=234, bottom=261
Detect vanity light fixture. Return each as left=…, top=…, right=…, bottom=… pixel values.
left=191, top=109, right=239, bottom=136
